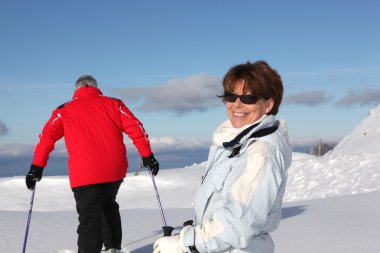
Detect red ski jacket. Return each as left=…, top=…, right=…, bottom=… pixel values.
left=32, top=86, right=153, bottom=188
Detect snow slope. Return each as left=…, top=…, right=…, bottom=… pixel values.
left=0, top=162, right=380, bottom=253
left=1, top=104, right=380, bottom=252
left=329, top=103, right=380, bottom=155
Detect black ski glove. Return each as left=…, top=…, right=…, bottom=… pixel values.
left=142, top=154, right=159, bottom=176
left=25, top=164, right=44, bottom=190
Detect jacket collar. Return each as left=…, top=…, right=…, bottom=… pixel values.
left=213, top=114, right=268, bottom=146
left=72, top=86, right=102, bottom=99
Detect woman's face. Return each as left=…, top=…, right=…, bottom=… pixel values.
left=226, top=81, right=274, bottom=128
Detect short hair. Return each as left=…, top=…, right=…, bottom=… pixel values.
left=222, top=60, right=283, bottom=115
left=75, top=75, right=98, bottom=90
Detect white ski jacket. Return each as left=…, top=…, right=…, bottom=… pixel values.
left=182, top=115, right=292, bottom=253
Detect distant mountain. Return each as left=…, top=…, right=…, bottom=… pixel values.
left=329, top=103, right=380, bottom=155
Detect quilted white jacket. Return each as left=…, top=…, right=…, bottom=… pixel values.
left=182, top=115, right=292, bottom=253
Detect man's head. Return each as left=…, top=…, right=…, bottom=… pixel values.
left=75, top=75, right=98, bottom=91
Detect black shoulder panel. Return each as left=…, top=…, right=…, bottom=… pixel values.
left=109, top=97, right=122, bottom=102
left=57, top=102, right=68, bottom=109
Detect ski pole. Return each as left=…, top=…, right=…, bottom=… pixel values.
left=147, top=168, right=173, bottom=236
left=22, top=184, right=36, bottom=253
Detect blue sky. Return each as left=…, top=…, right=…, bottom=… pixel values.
left=1, top=0, right=380, bottom=171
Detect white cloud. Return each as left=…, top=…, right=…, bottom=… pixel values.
left=290, top=136, right=340, bottom=147
left=0, top=141, right=67, bottom=156
left=110, top=74, right=223, bottom=115
left=0, top=143, right=32, bottom=156
left=289, top=136, right=320, bottom=147
left=335, top=88, right=380, bottom=107
left=150, top=136, right=211, bottom=151
left=285, top=90, right=332, bottom=106
left=284, top=88, right=380, bottom=108
left=125, top=136, right=211, bottom=153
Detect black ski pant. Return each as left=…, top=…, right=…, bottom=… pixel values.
left=73, top=180, right=123, bottom=253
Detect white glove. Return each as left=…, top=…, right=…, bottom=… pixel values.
left=153, top=234, right=183, bottom=253
left=153, top=225, right=193, bottom=253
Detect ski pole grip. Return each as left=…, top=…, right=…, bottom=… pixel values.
left=163, top=226, right=174, bottom=236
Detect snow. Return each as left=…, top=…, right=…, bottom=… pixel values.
left=1, top=104, right=380, bottom=253
left=329, top=103, right=380, bottom=155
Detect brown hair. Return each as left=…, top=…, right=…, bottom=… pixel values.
left=222, top=60, right=283, bottom=115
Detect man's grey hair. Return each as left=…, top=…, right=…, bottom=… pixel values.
left=75, top=75, right=98, bottom=90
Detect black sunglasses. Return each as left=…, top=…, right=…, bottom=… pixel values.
left=217, top=93, right=263, bottom=104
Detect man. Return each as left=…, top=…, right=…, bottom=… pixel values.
left=25, top=75, right=159, bottom=253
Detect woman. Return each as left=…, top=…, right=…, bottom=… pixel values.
left=154, top=61, right=292, bottom=253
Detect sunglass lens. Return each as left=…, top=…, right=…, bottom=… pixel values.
left=240, top=95, right=259, bottom=104
left=222, top=93, right=260, bottom=104
left=224, top=94, right=237, bottom=103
